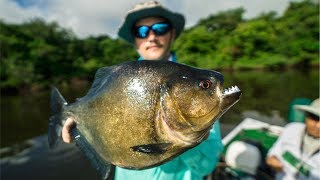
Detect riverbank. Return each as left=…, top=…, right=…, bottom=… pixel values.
left=1, top=65, right=318, bottom=96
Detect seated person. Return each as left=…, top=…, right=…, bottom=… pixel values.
left=266, top=98, right=320, bottom=179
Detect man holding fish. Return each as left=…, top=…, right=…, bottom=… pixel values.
left=55, top=1, right=241, bottom=179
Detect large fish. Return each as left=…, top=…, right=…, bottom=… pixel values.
left=48, top=60, right=241, bottom=179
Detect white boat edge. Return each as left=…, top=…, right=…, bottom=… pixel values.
left=222, top=117, right=284, bottom=145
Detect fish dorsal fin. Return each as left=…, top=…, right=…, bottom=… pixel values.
left=50, top=86, right=68, bottom=115
left=85, top=66, right=117, bottom=98
left=131, top=143, right=172, bottom=154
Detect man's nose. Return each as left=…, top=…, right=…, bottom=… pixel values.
left=147, top=30, right=156, bottom=41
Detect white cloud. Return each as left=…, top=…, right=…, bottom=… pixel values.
left=0, top=0, right=292, bottom=38
left=0, top=0, right=44, bottom=22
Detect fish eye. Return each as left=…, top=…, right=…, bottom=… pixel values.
left=199, top=80, right=212, bottom=89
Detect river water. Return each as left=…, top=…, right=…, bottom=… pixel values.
left=1, top=68, right=319, bottom=179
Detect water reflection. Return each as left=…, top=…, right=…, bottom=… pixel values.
left=220, top=69, right=318, bottom=122
left=1, top=69, right=318, bottom=179
left=2, top=69, right=318, bottom=146
left=1, top=135, right=100, bottom=180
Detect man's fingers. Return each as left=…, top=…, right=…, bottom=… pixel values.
left=62, top=118, right=76, bottom=143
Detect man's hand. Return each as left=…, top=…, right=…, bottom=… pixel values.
left=266, top=155, right=284, bottom=172
left=62, top=117, right=76, bottom=143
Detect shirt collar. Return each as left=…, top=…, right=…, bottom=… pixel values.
left=138, top=52, right=177, bottom=62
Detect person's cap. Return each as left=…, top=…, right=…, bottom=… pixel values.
left=118, top=1, right=185, bottom=44
left=294, top=98, right=320, bottom=117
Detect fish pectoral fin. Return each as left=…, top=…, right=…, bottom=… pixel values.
left=130, top=143, right=172, bottom=154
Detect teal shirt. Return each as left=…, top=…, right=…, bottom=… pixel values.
left=115, top=54, right=224, bottom=179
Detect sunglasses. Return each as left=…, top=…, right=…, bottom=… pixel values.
left=306, top=112, right=320, bottom=121
left=133, top=22, right=172, bottom=39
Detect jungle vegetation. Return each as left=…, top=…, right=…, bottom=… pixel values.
left=1, top=0, right=318, bottom=92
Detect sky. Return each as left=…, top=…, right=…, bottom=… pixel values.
left=0, top=0, right=295, bottom=39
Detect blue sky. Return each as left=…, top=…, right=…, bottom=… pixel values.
left=13, top=0, right=33, bottom=7
left=11, top=0, right=49, bottom=9
left=1, top=0, right=294, bottom=38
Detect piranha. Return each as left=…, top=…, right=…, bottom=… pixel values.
left=48, top=60, right=241, bottom=179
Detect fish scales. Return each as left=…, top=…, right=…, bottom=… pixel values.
left=48, top=60, right=242, bottom=179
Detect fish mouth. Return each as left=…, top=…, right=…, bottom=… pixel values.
left=188, top=85, right=241, bottom=132
left=222, top=86, right=241, bottom=97
left=219, top=85, right=242, bottom=111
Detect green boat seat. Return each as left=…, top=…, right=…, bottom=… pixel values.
left=288, top=98, right=311, bottom=123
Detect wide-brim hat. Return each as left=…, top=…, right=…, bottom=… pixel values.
left=294, top=98, right=320, bottom=117
left=118, top=1, right=185, bottom=44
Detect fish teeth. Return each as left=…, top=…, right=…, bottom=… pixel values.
left=223, top=86, right=240, bottom=95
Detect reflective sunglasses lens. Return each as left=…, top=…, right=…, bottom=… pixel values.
left=134, top=23, right=171, bottom=38
left=152, top=23, right=171, bottom=35
left=135, top=26, right=150, bottom=38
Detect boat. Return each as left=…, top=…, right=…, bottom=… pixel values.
left=210, top=98, right=312, bottom=180
left=211, top=118, right=282, bottom=179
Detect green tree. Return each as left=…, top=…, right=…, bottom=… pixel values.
left=1, top=0, right=318, bottom=92
left=274, top=0, right=319, bottom=66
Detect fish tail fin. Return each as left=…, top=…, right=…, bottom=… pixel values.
left=48, top=86, right=68, bottom=148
